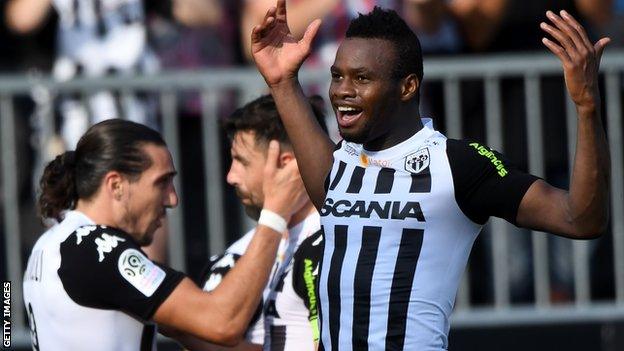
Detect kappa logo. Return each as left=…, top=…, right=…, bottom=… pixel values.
left=95, top=233, right=126, bottom=262
left=118, top=249, right=165, bottom=297
left=405, top=148, right=430, bottom=174
left=75, top=225, right=99, bottom=245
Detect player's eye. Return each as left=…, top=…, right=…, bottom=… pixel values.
left=331, top=72, right=342, bottom=80
left=356, top=75, right=369, bottom=82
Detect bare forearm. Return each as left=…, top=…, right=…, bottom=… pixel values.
left=5, top=0, right=51, bottom=33
left=208, top=226, right=281, bottom=335
left=269, top=79, right=335, bottom=209
left=567, top=103, right=610, bottom=235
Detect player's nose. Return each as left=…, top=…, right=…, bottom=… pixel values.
left=331, top=78, right=356, bottom=100
left=165, top=185, right=179, bottom=208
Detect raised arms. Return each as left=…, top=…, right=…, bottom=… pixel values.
left=251, top=0, right=334, bottom=209
left=516, top=10, right=611, bottom=238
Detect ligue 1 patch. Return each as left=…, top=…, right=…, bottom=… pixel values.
left=405, top=148, right=430, bottom=174
left=118, top=249, right=166, bottom=297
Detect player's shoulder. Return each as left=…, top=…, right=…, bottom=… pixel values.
left=60, top=224, right=137, bottom=265
left=294, top=229, right=324, bottom=263
left=225, top=228, right=256, bottom=256
left=197, top=229, right=254, bottom=290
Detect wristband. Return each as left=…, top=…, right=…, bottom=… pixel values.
left=258, top=209, right=288, bottom=233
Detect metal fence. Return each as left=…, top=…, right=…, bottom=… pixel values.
left=1, top=51, right=623, bottom=347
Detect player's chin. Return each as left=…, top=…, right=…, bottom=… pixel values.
left=339, top=127, right=369, bottom=144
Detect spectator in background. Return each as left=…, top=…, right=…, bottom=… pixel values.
left=5, top=0, right=159, bottom=149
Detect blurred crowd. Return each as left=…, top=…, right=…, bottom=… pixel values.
left=0, top=0, right=622, bottom=307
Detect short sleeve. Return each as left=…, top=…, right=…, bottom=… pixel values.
left=292, top=230, right=324, bottom=342
left=58, top=225, right=185, bottom=321
left=446, top=139, right=540, bottom=225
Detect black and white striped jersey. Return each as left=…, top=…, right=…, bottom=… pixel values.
left=318, top=119, right=538, bottom=350
left=200, top=213, right=322, bottom=351
left=23, top=211, right=184, bottom=351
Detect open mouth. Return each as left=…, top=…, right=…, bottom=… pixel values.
left=336, top=106, right=364, bottom=128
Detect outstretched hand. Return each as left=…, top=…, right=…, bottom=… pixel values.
left=251, top=0, right=322, bottom=87
left=540, top=10, right=610, bottom=111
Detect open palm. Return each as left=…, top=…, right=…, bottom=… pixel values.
left=251, top=0, right=321, bottom=86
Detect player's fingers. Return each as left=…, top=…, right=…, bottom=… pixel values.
left=264, top=140, right=280, bottom=175
left=540, top=22, right=575, bottom=56
left=276, top=0, right=287, bottom=21
left=594, top=37, right=611, bottom=64
left=546, top=11, right=584, bottom=53
left=300, top=19, right=322, bottom=53
left=560, top=10, right=593, bottom=49
left=542, top=37, right=571, bottom=64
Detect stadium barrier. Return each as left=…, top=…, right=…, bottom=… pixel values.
left=1, top=51, right=623, bottom=347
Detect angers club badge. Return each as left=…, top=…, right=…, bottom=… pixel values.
left=405, top=148, right=430, bottom=174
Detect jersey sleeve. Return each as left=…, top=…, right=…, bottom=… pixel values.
left=292, top=230, right=324, bottom=343
left=446, top=139, right=540, bottom=225
left=58, top=225, right=185, bottom=321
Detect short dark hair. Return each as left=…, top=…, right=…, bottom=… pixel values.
left=346, top=7, right=423, bottom=84
left=223, top=94, right=328, bottom=148
left=38, top=119, right=166, bottom=222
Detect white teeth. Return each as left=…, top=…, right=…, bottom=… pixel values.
left=338, top=106, right=359, bottom=112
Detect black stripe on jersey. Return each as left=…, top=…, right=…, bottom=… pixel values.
left=374, top=168, right=395, bottom=194
left=140, top=325, right=156, bottom=351
left=409, top=168, right=432, bottom=193
left=352, top=226, right=382, bottom=351
left=270, top=325, right=287, bottom=351
left=385, top=228, right=425, bottom=351
left=328, top=226, right=348, bottom=349
left=346, top=166, right=366, bottom=194
left=330, top=161, right=347, bottom=191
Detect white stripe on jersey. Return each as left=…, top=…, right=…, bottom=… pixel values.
left=319, top=119, right=481, bottom=351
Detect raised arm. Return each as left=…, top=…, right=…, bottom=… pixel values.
left=251, top=0, right=334, bottom=209
left=516, top=10, right=611, bottom=239
left=154, top=142, right=308, bottom=345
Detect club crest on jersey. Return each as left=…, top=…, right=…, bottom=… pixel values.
left=405, top=148, right=430, bottom=174
left=118, top=249, right=166, bottom=297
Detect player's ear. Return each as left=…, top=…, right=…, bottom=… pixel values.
left=278, top=149, right=295, bottom=167
left=103, top=171, right=125, bottom=201
left=400, top=73, right=420, bottom=102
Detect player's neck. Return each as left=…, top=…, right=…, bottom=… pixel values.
left=288, top=201, right=316, bottom=231
left=75, top=198, right=137, bottom=240
left=364, top=108, right=423, bottom=151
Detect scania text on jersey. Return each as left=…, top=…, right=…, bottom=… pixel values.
left=320, top=198, right=426, bottom=221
